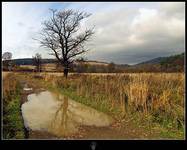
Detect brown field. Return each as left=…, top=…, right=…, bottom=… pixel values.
left=2, top=71, right=11, bottom=79
left=42, top=63, right=58, bottom=71
left=20, top=64, right=57, bottom=71
left=74, top=61, right=109, bottom=66
left=19, top=61, right=109, bottom=72
left=20, top=65, right=35, bottom=69
left=2, top=71, right=185, bottom=139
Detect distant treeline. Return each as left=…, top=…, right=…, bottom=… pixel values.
left=160, top=53, right=184, bottom=72
left=2, top=53, right=184, bottom=73
left=71, top=53, right=184, bottom=73
left=70, top=62, right=127, bottom=73
left=11, top=58, right=57, bottom=65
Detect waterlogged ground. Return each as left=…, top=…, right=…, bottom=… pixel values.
left=21, top=90, right=159, bottom=139
left=21, top=91, right=114, bottom=138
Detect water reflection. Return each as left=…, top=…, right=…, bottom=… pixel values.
left=51, top=96, right=74, bottom=136
left=21, top=91, right=114, bottom=137
left=62, top=96, right=68, bottom=127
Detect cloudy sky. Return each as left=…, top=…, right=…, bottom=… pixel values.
left=2, top=2, right=185, bottom=64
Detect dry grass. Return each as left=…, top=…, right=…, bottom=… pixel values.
left=2, top=73, right=24, bottom=139
left=42, top=63, right=57, bottom=72
left=43, top=73, right=184, bottom=131
left=2, top=72, right=11, bottom=79
left=19, top=64, right=57, bottom=72
left=20, top=65, right=35, bottom=69
left=2, top=73, right=19, bottom=101
left=2, top=72, right=184, bottom=138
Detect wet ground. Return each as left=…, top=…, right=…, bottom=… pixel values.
left=17, top=75, right=159, bottom=140
left=21, top=91, right=114, bottom=138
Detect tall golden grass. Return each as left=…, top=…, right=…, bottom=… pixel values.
left=2, top=72, right=184, bottom=138
left=3, top=73, right=18, bottom=102
left=43, top=73, right=184, bottom=130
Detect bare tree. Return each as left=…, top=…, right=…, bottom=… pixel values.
left=2, top=52, right=12, bottom=60
left=2, top=52, right=12, bottom=71
left=33, top=53, right=42, bottom=72
left=37, top=9, right=94, bottom=78
left=108, top=62, right=116, bottom=73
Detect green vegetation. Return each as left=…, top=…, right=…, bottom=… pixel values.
left=160, top=128, right=184, bottom=139
left=160, top=53, right=184, bottom=72
left=51, top=87, right=120, bottom=116
left=3, top=74, right=24, bottom=139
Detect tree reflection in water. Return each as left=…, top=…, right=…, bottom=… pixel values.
left=22, top=90, right=114, bottom=137
left=51, top=95, right=69, bottom=135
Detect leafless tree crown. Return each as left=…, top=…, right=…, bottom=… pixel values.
left=2, top=52, right=12, bottom=60
left=33, top=53, right=42, bottom=72
left=39, top=9, right=94, bottom=68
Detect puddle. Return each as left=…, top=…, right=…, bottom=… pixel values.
left=21, top=91, right=114, bottom=137
left=23, top=83, right=33, bottom=91
left=23, top=88, right=33, bottom=91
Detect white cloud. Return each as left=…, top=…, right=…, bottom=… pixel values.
left=2, top=2, right=53, bottom=58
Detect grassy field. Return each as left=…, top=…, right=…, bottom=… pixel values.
left=46, top=73, right=185, bottom=138
left=2, top=72, right=11, bottom=79
left=2, top=72, right=185, bottom=139
left=19, top=64, right=57, bottom=72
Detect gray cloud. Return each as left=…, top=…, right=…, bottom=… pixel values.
left=159, top=2, right=185, bottom=19
left=84, top=2, right=185, bottom=64
left=17, top=22, right=25, bottom=26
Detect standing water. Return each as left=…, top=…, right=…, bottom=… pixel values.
left=21, top=91, right=114, bottom=137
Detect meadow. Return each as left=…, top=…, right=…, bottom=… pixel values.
left=46, top=73, right=185, bottom=137
left=2, top=72, right=185, bottom=139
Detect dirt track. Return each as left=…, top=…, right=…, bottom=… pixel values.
left=17, top=74, right=159, bottom=140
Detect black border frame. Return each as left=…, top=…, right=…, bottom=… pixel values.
left=0, top=0, right=186, bottom=149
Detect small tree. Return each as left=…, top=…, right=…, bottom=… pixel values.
left=33, top=53, right=42, bottom=72
left=108, top=62, right=115, bottom=73
left=37, top=9, right=94, bottom=78
left=2, top=52, right=12, bottom=71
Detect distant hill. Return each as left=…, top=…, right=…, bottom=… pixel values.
left=132, top=53, right=184, bottom=72
left=136, top=57, right=166, bottom=65
left=160, top=53, right=184, bottom=65
left=11, top=58, right=57, bottom=65
left=135, top=53, right=184, bottom=66
left=159, top=53, right=184, bottom=72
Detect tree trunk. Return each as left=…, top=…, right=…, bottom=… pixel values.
left=64, top=68, right=68, bottom=78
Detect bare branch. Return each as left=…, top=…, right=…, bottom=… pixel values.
left=36, top=9, right=94, bottom=77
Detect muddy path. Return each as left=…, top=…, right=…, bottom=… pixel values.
left=19, top=80, right=58, bottom=139
left=17, top=75, right=158, bottom=140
